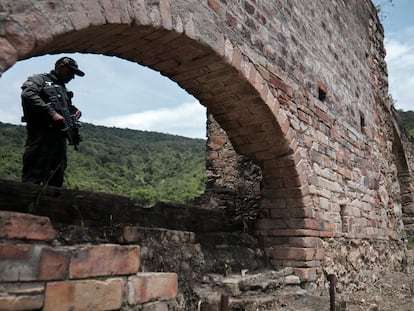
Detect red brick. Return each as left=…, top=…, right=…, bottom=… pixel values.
left=263, top=236, right=323, bottom=248
left=38, top=247, right=70, bottom=280
left=244, top=1, right=255, bottom=15
left=0, top=211, right=56, bottom=241
left=69, top=244, right=140, bottom=279
left=0, top=282, right=44, bottom=311
left=0, top=244, right=37, bottom=281
left=0, top=37, right=17, bottom=71
left=271, top=246, right=324, bottom=261
left=269, top=207, right=314, bottom=218
left=128, top=273, right=177, bottom=304
left=0, top=295, right=43, bottom=311
left=43, top=278, right=123, bottom=311
left=100, top=0, right=131, bottom=24
left=256, top=219, right=288, bottom=230
left=5, top=21, right=35, bottom=57
left=160, top=0, right=172, bottom=30
left=270, top=76, right=291, bottom=96
left=0, top=244, right=70, bottom=281
left=207, top=0, right=221, bottom=14
left=258, top=228, right=334, bottom=238
left=315, top=107, right=334, bottom=126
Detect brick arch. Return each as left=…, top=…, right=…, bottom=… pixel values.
left=391, top=122, right=414, bottom=234
left=0, top=0, right=322, bottom=280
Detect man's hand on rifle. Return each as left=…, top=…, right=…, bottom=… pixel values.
left=74, top=109, right=82, bottom=119
left=52, top=112, right=65, bottom=122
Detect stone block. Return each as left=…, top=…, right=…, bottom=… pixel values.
left=284, top=275, right=301, bottom=285
left=43, top=278, right=123, bottom=311
left=293, top=267, right=319, bottom=282
left=141, top=301, right=169, bottom=311
left=128, top=273, right=177, bottom=304
left=0, top=211, right=55, bottom=241
left=120, top=226, right=195, bottom=244
left=69, top=244, right=140, bottom=279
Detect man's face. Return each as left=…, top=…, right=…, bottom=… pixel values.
left=56, top=65, right=75, bottom=84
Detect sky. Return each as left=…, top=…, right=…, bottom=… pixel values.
left=0, top=1, right=412, bottom=139
left=374, top=0, right=414, bottom=112
left=0, top=55, right=206, bottom=139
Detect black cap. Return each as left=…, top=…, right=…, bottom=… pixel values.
left=55, top=57, right=85, bottom=76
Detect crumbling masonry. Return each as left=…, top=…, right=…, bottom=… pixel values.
left=0, top=0, right=414, bottom=309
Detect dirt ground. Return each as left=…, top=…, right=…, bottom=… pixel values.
left=275, top=271, right=414, bottom=311
left=338, top=271, right=414, bottom=311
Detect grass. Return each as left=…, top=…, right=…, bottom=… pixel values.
left=408, top=236, right=414, bottom=249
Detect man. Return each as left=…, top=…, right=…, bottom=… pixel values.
left=21, top=56, right=85, bottom=187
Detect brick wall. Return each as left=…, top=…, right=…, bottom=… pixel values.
left=0, top=211, right=177, bottom=310
left=0, top=0, right=412, bottom=288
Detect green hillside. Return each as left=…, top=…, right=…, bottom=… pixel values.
left=396, top=109, right=414, bottom=138
left=2, top=109, right=409, bottom=207
left=0, top=122, right=206, bottom=206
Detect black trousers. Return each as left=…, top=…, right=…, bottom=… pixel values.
left=22, top=127, right=67, bottom=187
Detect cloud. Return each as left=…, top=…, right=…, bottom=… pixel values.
left=0, top=109, right=20, bottom=124
left=86, top=101, right=207, bottom=138
left=385, top=26, right=414, bottom=111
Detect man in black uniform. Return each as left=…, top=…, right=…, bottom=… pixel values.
left=21, top=56, right=85, bottom=187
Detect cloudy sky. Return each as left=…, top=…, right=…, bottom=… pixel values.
left=0, top=55, right=206, bottom=138
left=374, top=0, right=414, bottom=112
left=0, top=1, right=412, bottom=139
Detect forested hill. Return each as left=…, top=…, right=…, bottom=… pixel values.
left=0, top=122, right=206, bottom=206
left=397, top=109, right=414, bottom=138
left=1, top=110, right=412, bottom=206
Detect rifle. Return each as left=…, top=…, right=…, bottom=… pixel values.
left=43, top=82, right=82, bottom=150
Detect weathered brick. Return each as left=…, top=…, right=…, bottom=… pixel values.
left=207, top=0, right=221, bottom=14
left=38, top=247, right=70, bottom=280
left=293, top=267, right=319, bottom=282
left=0, top=37, right=18, bottom=72
left=0, top=211, right=56, bottom=241
left=43, top=278, right=123, bottom=311
left=271, top=246, right=322, bottom=261
left=0, top=295, right=44, bottom=311
left=100, top=0, right=131, bottom=24
left=5, top=20, right=35, bottom=57
left=262, top=236, right=323, bottom=248
left=128, top=273, right=177, bottom=304
left=160, top=0, right=172, bottom=30
left=141, top=301, right=169, bottom=311
left=270, top=259, right=321, bottom=269
left=258, top=228, right=334, bottom=238
left=0, top=282, right=44, bottom=311
left=69, top=244, right=140, bottom=279
left=0, top=244, right=40, bottom=281
left=0, top=244, right=70, bottom=282
left=270, top=207, right=314, bottom=218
